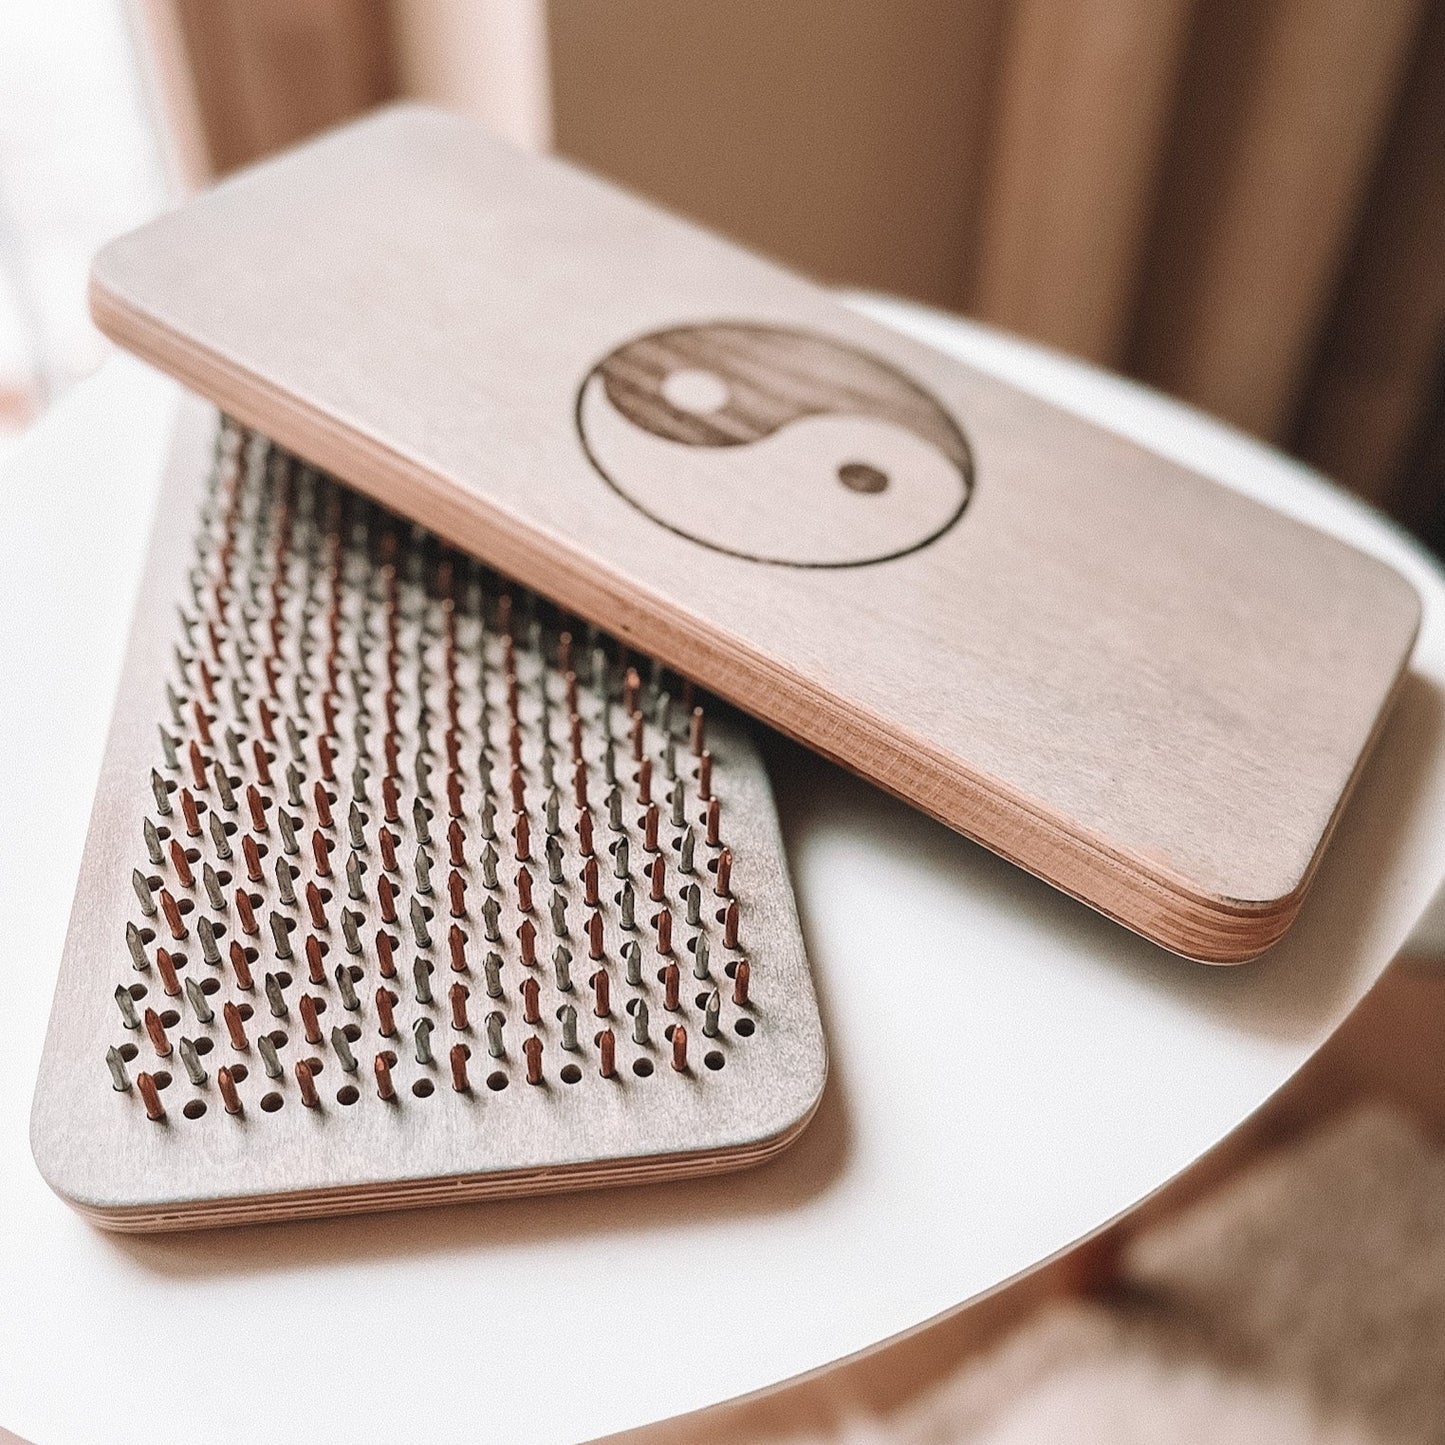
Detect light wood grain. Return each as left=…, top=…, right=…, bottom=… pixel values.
left=30, top=397, right=825, bottom=1231
left=88, top=105, right=1421, bottom=961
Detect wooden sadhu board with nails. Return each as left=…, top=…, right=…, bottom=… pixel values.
left=86, top=104, right=1420, bottom=962
left=31, top=399, right=825, bottom=1231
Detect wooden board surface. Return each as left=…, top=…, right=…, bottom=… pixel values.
left=88, top=104, right=1421, bottom=961
left=30, top=399, right=824, bottom=1231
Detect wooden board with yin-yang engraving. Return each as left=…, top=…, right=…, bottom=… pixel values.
left=87, top=104, right=1421, bottom=961
left=29, top=398, right=824, bottom=1231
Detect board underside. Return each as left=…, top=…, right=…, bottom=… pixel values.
left=31, top=400, right=826, bottom=1231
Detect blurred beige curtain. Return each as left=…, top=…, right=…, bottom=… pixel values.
left=136, top=0, right=1445, bottom=541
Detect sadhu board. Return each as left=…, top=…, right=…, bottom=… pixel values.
left=88, top=104, right=1420, bottom=963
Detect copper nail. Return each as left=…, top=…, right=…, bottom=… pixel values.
left=591, top=968, right=610, bottom=1017
left=598, top=1028, right=616, bottom=1078
left=576, top=808, right=594, bottom=857
left=450, top=981, right=470, bottom=1031
left=376, top=986, right=397, bottom=1037
left=231, top=886, right=257, bottom=938
left=448, top=869, right=467, bottom=918
left=189, top=738, right=208, bottom=790
left=218, top=1065, right=242, bottom=1115
left=656, top=908, right=672, bottom=956
left=663, top=961, right=680, bottom=1011
left=715, top=847, right=732, bottom=898
left=650, top=853, right=666, bottom=903
left=242, top=832, right=263, bottom=883
left=449, top=922, right=468, bottom=973
left=300, top=993, right=323, bottom=1044
left=144, top=1006, right=172, bottom=1057
left=698, top=750, right=712, bottom=801
left=156, top=947, right=181, bottom=997
left=224, top=999, right=248, bottom=1050
left=299, top=932, right=326, bottom=987
left=229, top=939, right=254, bottom=990
left=515, top=866, right=533, bottom=913
left=523, top=1034, right=543, bottom=1085
left=643, top=802, right=659, bottom=853
left=671, top=1024, right=688, bottom=1072
left=137, top=1071, right=165, bottom=1121
left=587, top=908, right=605, bottom=960
left=370, top=871, right=395, bottom=924
left=160, top=887, right=187, bottom=939
left=247, top=783, right=269, bottom=833
left=169, top=838, right=194, bottom=889
left=376, top=929, right=397, bottom=978
left=514, top=810, right=531, bottom=862
left=733, top=958, right=750, bottom=1007
left=375, top=1051, right=396, bottom=1101
left=312, top=829, right=332, bottom=877
left=289, top=1056, right=318, bottom=1108
left=638, top=757, right=652, bottom=807
left=253, top=739, right=272, bottom=787
left=450, top=1042, right=471, bottom=1093
left=180, top=787, right=202, bottom=837
left=303, top=880, right=325, bottom=932
left=706, top=796, right=721, bottom=848
left=521, top=975, right=541, bottom=1025
left=724, top=898, right=740, bottom=950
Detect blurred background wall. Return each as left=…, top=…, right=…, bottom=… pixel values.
left=5, top=0, right=1444, bottom=548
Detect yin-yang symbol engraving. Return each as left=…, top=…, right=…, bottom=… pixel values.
left=576, top=322, right=973, bottom=567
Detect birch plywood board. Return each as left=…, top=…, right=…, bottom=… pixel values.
left=89, top=105, right=1420, bottom=961
left=30, top=401, right=824, bottom=1231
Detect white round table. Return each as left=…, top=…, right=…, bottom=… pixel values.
left=5, top=297, right=1445, bottom=1445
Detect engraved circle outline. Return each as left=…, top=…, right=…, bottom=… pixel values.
left=574, top=321, right=975, bottom=569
